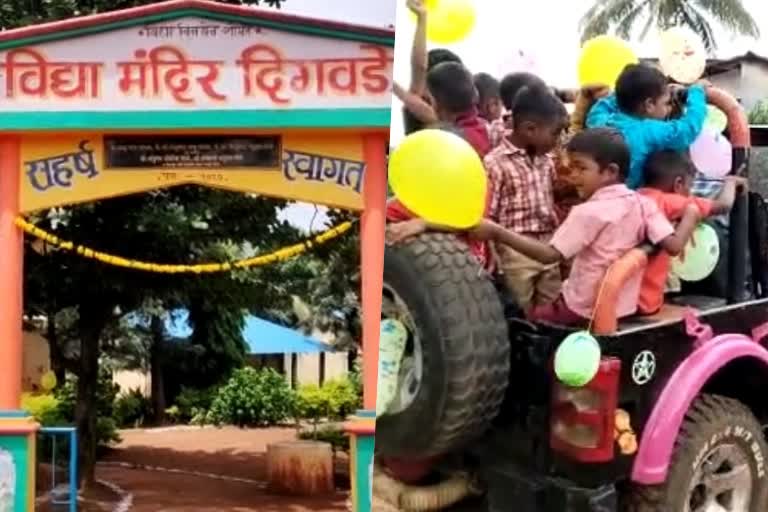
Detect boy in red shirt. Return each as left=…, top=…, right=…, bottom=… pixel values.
left=637, top=150, right=746, bottom=314
left=387, top=62, right=495, bottom=271
left=473, top=72, right=506, bottom=148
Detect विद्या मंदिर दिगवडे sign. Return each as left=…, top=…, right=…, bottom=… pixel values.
left=0, top=17, right=394, bottom=111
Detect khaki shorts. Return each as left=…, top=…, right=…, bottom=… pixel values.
left=496, top=237, right=562, bottom=311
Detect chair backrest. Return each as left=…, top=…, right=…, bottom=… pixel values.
left=591, top=247, right=651, bottom=335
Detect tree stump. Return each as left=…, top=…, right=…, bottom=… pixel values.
left=266, top=441, right=334, bottom=496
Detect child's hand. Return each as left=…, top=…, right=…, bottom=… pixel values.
left=725, top=175, right=749, bottom=193
left=683, top=202, right=702, bottom=224
left=668, top=83, right=686, bottom=95
left=580, top=84, right=611, bottom=99
left=468, top=219, right=501, bottom=241
left=386, top=219, right=428, bottom=245
left=407, top=0, right=427, bottom=17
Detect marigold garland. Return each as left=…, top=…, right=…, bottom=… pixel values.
left=15, top=216, right=354, bottom=274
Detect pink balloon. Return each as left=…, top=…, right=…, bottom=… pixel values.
left=690, top=129, right=732, bottom=179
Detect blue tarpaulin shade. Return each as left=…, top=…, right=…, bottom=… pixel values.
left=241, top=316, right=329, bottom=355
left=132, top=309, right=330, bottom=355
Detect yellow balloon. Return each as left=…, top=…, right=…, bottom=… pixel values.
left=410, top=0, right=476, bottom=44
left=388, top=129, right=486, bottom=229
left=578, top=35, right=638, bottom=88
left=40, top=371, right=57, bottom=392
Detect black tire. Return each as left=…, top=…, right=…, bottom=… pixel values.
left=376, top=233, right=510, bottom=458
left=622, top=394, right=768, bottom=511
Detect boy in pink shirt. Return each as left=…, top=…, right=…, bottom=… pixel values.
left=471, top=128, right=700, bottom=325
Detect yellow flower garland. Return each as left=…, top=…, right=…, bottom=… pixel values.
left=15, top=216, right=354, bottom=274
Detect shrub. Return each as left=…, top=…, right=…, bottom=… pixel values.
left=114, top=388, right=153, bottom=428
left=165, top=405, right=181, bottom=423
left=298, top=425, right=350, bottom=453
left=323, top=378, right=361, bottom=419
left=174, top=386, right=218, bottom=422
left=749, top=100, right=768, bottom=125
left=21, top=392, right=64, bottom=426
left=207, top=367, right=296, bottom=427
left=296, top=384, right=328, bottom=424
left=348, top=363, right=363, bottom=400
left=296, top=377, right=361, bottom=426
left=55, top=370, right=121, bottom=447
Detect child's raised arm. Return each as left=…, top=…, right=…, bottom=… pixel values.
left=408, top=0, right=428, bottom=95
left=644, top=84, right=708, bottom=152
left=710, top=174, right=748, bottom=215
left=393, top=81, right=438, bottom=125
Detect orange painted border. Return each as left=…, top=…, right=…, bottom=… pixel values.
left=360, top=133, right=387, bottom=411
left=0, top=136, right=23, bottom=410
left=344, top=421, right=376, bottom=436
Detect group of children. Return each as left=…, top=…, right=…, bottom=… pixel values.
left=386, top=0, right=747, bottom=327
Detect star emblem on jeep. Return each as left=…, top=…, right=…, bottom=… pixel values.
left=632, top=350, right=656, bottom=385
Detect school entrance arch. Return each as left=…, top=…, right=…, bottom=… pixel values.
left=0, top=1, right=391, bottom=510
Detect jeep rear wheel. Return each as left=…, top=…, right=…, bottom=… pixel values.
left=623, top=394, right=768, bottom=512
left=376, top=233, right=510, bottom=458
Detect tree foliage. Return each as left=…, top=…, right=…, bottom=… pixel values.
left=579, top=0, right=759, bottom=52
left=749, top=100, right=768, bottom=125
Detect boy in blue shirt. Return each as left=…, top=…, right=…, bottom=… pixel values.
left=586, top=63, right=708, bottom=189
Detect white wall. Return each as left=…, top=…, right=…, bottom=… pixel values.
left=285, top=352, right=350, bottom=387
left=740, top=62, right=768, bottom=111
left=113, top=370, right=152, bottom=397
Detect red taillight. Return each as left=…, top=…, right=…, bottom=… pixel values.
left=550, top=357, right=621, bottom=462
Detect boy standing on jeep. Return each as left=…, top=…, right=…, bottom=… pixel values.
left=586, top=63, right=708, bottom=189
left=637, top=150, right=747, bottom=315
left=484, top=85, right=568, bottom=310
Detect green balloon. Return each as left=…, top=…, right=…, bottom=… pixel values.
left=554, top=331, right=601, bottom=387
left=671, top=223, right=720, bottom=282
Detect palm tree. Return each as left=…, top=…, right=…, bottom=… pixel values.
left=580, top=0, right=760, bottom=52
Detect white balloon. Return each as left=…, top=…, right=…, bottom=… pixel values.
left=659, top=27, right=706, bottom=84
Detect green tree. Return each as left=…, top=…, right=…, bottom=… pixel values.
left=580, top=0, right=759, bottom=52
left=24, top=187, right=310, bottom=486
left=289, top=209, right=361, bottom=350
left=749, top=100, right=768, bottom=125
